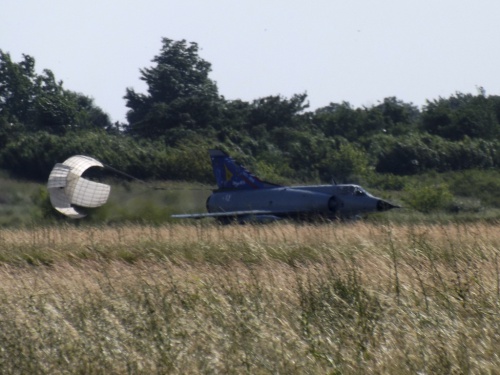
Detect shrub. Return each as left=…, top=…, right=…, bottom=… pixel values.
left=402, top=183, right=453, bottom=213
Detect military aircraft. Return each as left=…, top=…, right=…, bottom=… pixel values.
left=172, top=149, right=399, bottom=223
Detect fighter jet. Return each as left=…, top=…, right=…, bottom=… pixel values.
left=172, top=149, right=399, bottom=223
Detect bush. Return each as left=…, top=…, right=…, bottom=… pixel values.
left=402, top=183, right=453, bottom=213
left=319, top=143, right=369, bottom=183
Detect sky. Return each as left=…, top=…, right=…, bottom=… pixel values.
left=2, top=0, right=500, bottom=123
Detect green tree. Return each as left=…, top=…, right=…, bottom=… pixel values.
left=248, top=93, right=309, bottom=132
left=0, top=51, right=37, bottom=125
left=364, top=97, right=419, bottom=136
left=212, top=94, right=311, bottom=157
left=0, top=50, right=111, bottom=135
left=422, top=92, right=500, bottom=140
left=124, top=38, right=222, bottom=139
left=313, top=98, right=419, bottom=143
left=319, top=142, right=369, bottom=182
left=313, top=102, right=366, bottom=141
left=375, top=134, right=443, bottom=175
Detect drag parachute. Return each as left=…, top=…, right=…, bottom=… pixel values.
left=47, top=155, right=111, bottom=218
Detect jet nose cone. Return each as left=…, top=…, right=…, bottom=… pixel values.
left=377, top=199, right=400, bottom=211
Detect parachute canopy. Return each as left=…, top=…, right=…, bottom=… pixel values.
left=47, top=155, right=111, bottom=218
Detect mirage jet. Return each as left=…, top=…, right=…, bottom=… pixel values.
left=172, top=149, right=399, bottom=223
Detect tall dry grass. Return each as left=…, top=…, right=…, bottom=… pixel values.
left=0, top=222, right=499, bottom=374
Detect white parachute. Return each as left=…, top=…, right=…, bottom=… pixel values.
left=47, top=155, right=111, bottom=218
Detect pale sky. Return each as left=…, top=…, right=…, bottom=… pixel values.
left=2, top=1, right=499, bottom=123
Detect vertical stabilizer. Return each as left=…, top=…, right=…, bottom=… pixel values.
left=209, top=150, right=279, bottom=190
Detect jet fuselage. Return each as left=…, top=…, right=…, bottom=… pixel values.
left=207, top=184, right=395, bottom=220
left=171, top=150, right=399, bottom=223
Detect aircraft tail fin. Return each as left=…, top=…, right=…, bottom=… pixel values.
left=209, top=149, right=280, bottom=190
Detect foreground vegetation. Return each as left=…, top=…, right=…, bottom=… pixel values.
left=0, top=222, right=499, bottom=374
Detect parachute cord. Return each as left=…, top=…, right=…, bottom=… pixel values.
left=103, top=164, right=211, bottom=191
left=103, top=164, right=145, bottom=183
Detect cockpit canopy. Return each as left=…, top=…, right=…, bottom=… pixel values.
left=337, top=185, right=368, bottom=197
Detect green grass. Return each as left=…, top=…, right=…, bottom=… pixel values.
left=0, top=222, right=499, bottom=373
left=0, top=176, right=42, bottom=226
left=4, top=168, right=500, bottom=226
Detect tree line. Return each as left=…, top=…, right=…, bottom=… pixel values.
left=1, top=38, right=500, bottom=185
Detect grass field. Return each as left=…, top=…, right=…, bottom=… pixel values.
left=0, top=222, right=499, bottom=374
